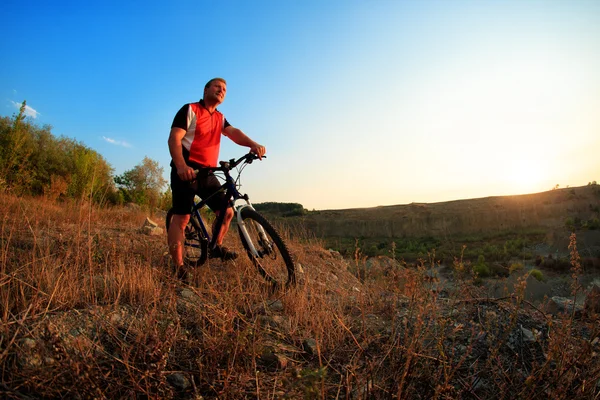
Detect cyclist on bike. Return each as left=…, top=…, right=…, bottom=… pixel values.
left=167, top=77, right=266, bottom=275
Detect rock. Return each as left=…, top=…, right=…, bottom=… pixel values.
left=267, top=300, right=284, bottom=312
left=252, top=300, right=284, bottom=315
left=328, top=249, right=343, bottom=259
left=167, top=373, right=191, bottom=391
left=584, top=284, right=600, bottom=315
left=257, top=315, right=279, bottom=329
left=125, top=203, right=141, bottom=211
left=259, top=347, right=288, bottom=370
left=179, top=288, right=201, bottom=303
left=271, top=315, right=290, bottom=331
left=141, top=217, right=163, bottom=236
left=520, top=326, right=536, bottom=343
left=455, top=344, right=468, bottom=354
left=302, top=338, right=318, bottom=356
left=424, top=269, right=439, bottom=282
left=523, top=274, right=552, bottom=302
left=546, top=296, right=584, bottom=316
left=18, top=338, right=42, bottom=368
left=109, top=311, right=123, bottom=325
left=485, top=273, right=552, bottom=302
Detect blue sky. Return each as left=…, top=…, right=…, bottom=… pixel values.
left=1, top=0, right=599, bottom=210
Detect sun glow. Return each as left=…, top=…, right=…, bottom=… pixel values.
left=505, top=158, right=545, bottom=193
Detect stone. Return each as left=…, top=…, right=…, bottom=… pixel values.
left=267, top=300, right=284, bottom=312
left=252, top=300, right=284, bottom=315
left=18, top=338, right=42, bottom=368
left=520, top=326, right=536, bottom=343
left=167, top=373, right=191, bottom=391
left=302, top=338, right=318, bottom=356
left=259, top=347, right=288, bottom=370
left=584, top=284, right=600, bottom=315
left=141, top=217, right=163, bottom=236
left=328, top=249, right=343, bottom=259
left=257, top=315, right=279, bottom=329
left=179, top=288, right=201, bottom=303
left=546, top=296, right=584, bottom=316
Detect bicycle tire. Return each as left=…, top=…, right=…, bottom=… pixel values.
left=166, top=209, right=208, bottom=267
left=237, top=208, right=296, bottom=288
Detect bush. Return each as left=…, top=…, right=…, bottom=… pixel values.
left=535, top=255, right=543, bottom=266
left=541, top=256, right=571, bottom=271
left=529, top=269, right=545, bottom=282
left=473, top=255, right=491, bottom=278
left=509, top=262, right=524, bottom=274
left=565, top=217, right=575, bottom=231
left=473, top=264, right=491, bottom=278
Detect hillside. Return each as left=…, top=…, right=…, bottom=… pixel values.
left=291, top=185, right=600, bottom=261
left=1, top=192, right=600, bottom=399
left=304, top=185, right=599, bottom=237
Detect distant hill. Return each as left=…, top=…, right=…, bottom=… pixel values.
left=304, top=185, right=600, bottom=237
left=282, top=184, right=600, bottom=261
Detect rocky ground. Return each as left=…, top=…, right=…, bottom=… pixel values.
left=1, top=196, right=599, bottom=399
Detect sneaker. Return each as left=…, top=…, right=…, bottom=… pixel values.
left=209, top=245, right=238, bottom=261
left=172, top=264, right=189, bottom=283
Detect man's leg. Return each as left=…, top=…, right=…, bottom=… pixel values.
left=168, top=214, right=191, bottom=267
left=197, top=172, right=237, bottom=260
left=213, top=207, right=234, bottom=246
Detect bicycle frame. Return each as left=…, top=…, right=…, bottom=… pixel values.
left=186, top=154, right=269, bottom=261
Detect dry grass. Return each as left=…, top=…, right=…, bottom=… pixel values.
left=1, top=193, right=599, bottom=399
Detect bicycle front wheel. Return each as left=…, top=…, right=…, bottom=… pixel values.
left=237, top=208, right=295, bottom=288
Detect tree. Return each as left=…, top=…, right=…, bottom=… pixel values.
left=0, top=105, right=115, bottom=203
left=0, top=101, right=35, bottom=193
left=114, top=157, right=167, bottom=209
left=63, top=139, right=114, bottom=202
left=158, top=188, right=173, bottom=211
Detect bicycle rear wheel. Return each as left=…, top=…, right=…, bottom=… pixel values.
left=237, top=208, right=295, bottom=288
left=166, top=209, right=208, bottom=267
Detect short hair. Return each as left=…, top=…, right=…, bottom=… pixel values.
left=204, top=77, right=226, bottom=89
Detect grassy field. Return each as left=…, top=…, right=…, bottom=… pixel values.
left=1, top=193, right=599, bottom=399
left=317, top=229, right=547, bottom=261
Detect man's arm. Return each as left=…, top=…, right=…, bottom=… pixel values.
left=168, top=127, right=196, bottom=181
left=223, top=126, right=266, bottom=158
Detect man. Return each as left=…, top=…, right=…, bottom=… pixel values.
left=167, top=77, right=266, bottom=275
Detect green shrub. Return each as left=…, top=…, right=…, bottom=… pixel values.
left=509, top=262, right=524, bottom=274
left=473, top=255, right=491, bottom=278
left=529, top=269, right=545, bottom=282
left=473, top=264, right=491, bottom=277
left=541, top=256, right=570, bottom=271
left=565, top=217, right=575, bottom=231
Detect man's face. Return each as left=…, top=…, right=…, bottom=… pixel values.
left=204, top=80, right=227, bottom=104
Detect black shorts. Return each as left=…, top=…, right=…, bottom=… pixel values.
left=170, top=166, right=228, bottom=215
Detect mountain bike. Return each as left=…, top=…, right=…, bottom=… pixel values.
left=166, top=153, right=296, bottom=288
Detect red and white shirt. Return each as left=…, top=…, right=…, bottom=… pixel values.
left=171, top=100, right=231, bottom=167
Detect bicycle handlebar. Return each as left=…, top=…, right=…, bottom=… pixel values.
left=194, top=152, right=264, bottom=176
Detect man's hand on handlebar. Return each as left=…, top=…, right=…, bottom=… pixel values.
left=177, top=165, right=196, bottom=181
left=250, top=143, right=266, bottom=159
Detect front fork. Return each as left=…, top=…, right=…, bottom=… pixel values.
left=235, top=199, right=271, bottom=258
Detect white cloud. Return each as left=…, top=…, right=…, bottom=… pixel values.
left=10, top=100, right=40, bottom=119
left=102, top=136, right=132, bottom=148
